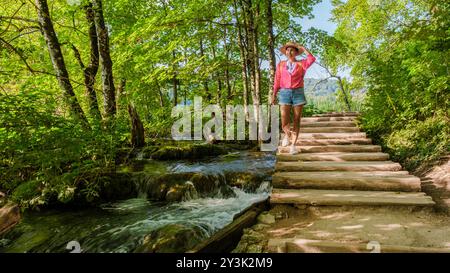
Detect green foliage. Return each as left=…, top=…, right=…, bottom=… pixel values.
left=383, top=115, right=450, bottom=170
left=0, top=91, right=118, bottom=209
left=330, top=0, right=450, bottom=171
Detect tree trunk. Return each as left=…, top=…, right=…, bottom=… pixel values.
left=156, top=81, right=164, bottom=107
left=199, top=38, right=210, bottom=101
left=337, top=76, right=352, bottom=111
left=35, top=0, right=89, bottom=126
left=83, top=3, right=101, bottom=121
left=211, top=45, right=221, bottom=105
left=92, top=0, right=116, bottom=119
left=241, top=0, right=260, bottom=122
left=252, top=2, right=261, bottom=106
left=233, top=0, right=249, bottom=120
left=128, top=103, right=145, bottom=148
left=266, top=0, right=276, bottom=105
left=223, top=25, right=232, bottom=100
left=116, top=78, right=126, bottom=111
left=172, top=50, right=178, bottom=106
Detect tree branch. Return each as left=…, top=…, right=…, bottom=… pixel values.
left=69, top=43, right=85, bottom=69
left=0, top=36, right=36, bottom=74
left=0, top=3, right=27, bottom=36
left=0, top=16, right=38, bottom=24
left=8, top=29, right=40, bottom=42
left=311, top=76, right=332, bottom=92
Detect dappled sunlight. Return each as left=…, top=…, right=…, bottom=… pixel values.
left=337, top=224, right=364, bottom=230
left=319, top=211, right=352, bottom=220
left=374, top=223, right=403, bottom=231
left=407, top=222, right=427, bottom=227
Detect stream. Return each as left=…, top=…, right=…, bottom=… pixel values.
left=0, top=151, right=275, bottom=253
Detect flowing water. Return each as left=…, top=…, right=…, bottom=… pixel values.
left=0, top=151, right=275, bottom=253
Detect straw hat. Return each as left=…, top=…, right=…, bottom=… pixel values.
left=279, top=41, right=304, bottom=56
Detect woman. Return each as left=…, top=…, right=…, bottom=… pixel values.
left=271, top=41, right=316, bottom=155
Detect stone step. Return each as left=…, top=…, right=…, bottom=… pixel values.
left=301, top=121, right=356, bottom=127
left=278, top=145, right=382, bottom=153
left=275, top=161, right=403, bottom=172
left=295, top=133, right=367, bottom=139
left=277, top=152, right=390, bottom=162
left=268, top=238, right=450, bottom=253
left=301, top=117, right=356, bottom=122
left=296, top=138, right=372, bottom=145
left=270, top=189, right=435, bottom=207
left=300, top=127, right=360, bottom=133
left=272, top=171, right=420, bottom=192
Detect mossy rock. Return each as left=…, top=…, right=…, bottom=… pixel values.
left=133, top=172, right=236, bottom=201
left=11, top=180, right=42, bottom=204
left=225, top=172, right=268, bottom=192
left=165, top=182, right=198, bottom=202
left=190, top=173, right=235, bottom=198
left=69, top=172, right=137, bottom=207
left=115, top=147, right=134, bottom=164
left=141, top=146, right=160, bottom=158
left=134, top=172, right=194, bottom=201
left=134, top=224, right=207, bottom=253
left=151, top=143, right=228, bottom=160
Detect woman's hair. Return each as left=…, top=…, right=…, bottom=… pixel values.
left=286, top=46, right=299, bottom=53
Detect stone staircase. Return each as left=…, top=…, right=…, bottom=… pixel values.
left=267, top=111, right=443, bottom=253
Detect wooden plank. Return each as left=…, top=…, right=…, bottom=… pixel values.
left=277, top=152, right=390, bottom=162
left=278, top=145, right=382, bottom=153
left=300, top=127, right=360, bottom=133
left=313, top=112, right=360, bottom=117
left=301, top=121, right=356, bottom=127
left=272, top=171, right=420, bottom=192
left=295, top=138, right=372, bottom=145
left=301, top=117, right=357, bottom=122
left=275, top=161, right=403, bottom=172
left=269, top=238, right=450, bottom=253
left=270, top=189, right=435, bottom=207
left=295, top=133, right=367, bottom=139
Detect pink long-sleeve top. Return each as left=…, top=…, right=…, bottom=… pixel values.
left=273, top=53, right=316, bottom=97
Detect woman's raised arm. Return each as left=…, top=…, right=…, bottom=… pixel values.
left=300, top=46, right=316, bottom=70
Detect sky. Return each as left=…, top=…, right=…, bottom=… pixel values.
left=272, top=0, right=338, bottom=79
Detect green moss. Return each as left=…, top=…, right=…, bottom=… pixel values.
left=11, top=180, right=42, bottom=203
left=151, top=143, right=227, bottom=160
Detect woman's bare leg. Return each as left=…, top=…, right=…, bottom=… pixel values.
left=292, top=105, right=304, bottom=146
left=280, top=105, right=292, bottom=142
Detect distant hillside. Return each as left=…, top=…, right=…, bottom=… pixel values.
left=304, top=78, right=339, bottom=96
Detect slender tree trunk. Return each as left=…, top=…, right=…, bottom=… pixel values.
left=223, top=25, right=232, bottom=100
left=199, top=38, right=210, bottom=101
left=128, top=103, right=145, bottom=148
left=241, top=0, right=260, bottom=122
left=266, top=0, right=276, bottom=105
left=233, top=0, right=249, bottom=120
left=337, top=76, right=352, bottom=111
left=156, top=81, right=164, bottom=107
left=92, top=0, right=116, bottom=119
left=211, top=45, right=221, bottom=105
left=82, top=3, right=101, bottom=121
left=252, top=2, right=261, bottom=107
left=35, top=0, right=89, bottom=126
left=172, top=50, right=178, bottom=106
left=116, top=78, right=126, bottom=111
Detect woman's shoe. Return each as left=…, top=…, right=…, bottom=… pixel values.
left=282, top=135, right=291, bottom=147
left=289, top=145, right=298, bottom=155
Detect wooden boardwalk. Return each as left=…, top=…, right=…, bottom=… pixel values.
left=267, top=111, right=444, bottom=253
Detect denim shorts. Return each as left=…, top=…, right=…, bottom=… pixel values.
left=277, top=88, right=307, bottom=106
